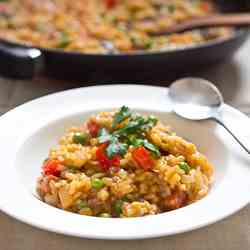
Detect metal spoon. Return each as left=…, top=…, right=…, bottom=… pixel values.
left=169, top=77, right=250, bottom=154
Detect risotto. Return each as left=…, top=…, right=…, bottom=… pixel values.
left=0, top=0, right=233, bottom=54
left=37, top=107, right=214, bottom=218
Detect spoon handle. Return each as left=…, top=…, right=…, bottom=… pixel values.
left=213, top=104, right=250, bottom=155
left=151, top=13, right=250, bottom=35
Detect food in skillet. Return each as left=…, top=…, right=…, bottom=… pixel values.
left=37, top=107, right=214, bottom=218
left=0, top=0, right=233, bottom=54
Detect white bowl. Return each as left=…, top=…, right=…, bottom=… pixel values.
left=0, top=84, right=249, bottom=240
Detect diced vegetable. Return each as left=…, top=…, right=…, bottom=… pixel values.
left=179, top=162, right=190, bottom=174
left=132, top=146, right=155, bottom=171
left=91, top=178, right=105, bottom=189
left=42, top=159, right=61, bottom=177
left=165, top=190, right=188, bottom=209
left=57, top=32, right=71, bottom=48
left=79, top=207, right=93, bottom=216
left=99, top=213, right=111, bottom=218
left=168, top=4, right=176, bottom=13
left=73, top=132, right=88, bottom=145
left=200, top=1, right=211, bottom=12
left=130, top=137, right=161, bottom=157
left=76, top=200, right=88, bottom=210
left=113, top=200, right=123, bottom=215
left=87, top=120, right=100, bottom=137
left=144, top=39, right=154, bottom=50
left=96, top=144, right=120, bottom=170
left=104, top=0, right=117, bottom=9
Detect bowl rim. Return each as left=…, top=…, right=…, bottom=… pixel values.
left=0, top=84, right=249, bottom=240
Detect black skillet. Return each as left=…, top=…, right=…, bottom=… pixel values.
left=0, top=0, right=249, bottom=82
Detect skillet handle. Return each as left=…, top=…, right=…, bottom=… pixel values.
left=0, top=43, right=44, bottom=79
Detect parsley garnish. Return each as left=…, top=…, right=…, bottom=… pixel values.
left=130, top=137, right=161, bottom=157
left=98, top=128, right=127, bottom=159
left=98, top=128, right=112, bottom=143
left=114, top=115, right=158, bottom=136
left=106, top=137, right=127, bottom=159
left=97, top=107, right=159, bottom=159
left=112, top=106, right=131, bottom=128
left=143, top=140, right=161, bottom=157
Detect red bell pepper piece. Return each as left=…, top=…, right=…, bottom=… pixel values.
left=87, top=120, right=100, bottom=137
left=42, top=159, right=61, bottom=177
left=132, top=146, right=155, bottom=171
left=104, top=0, right=117, bottom=9
left=96, top=144, right=120, bottom=171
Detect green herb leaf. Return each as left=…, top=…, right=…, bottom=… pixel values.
left=106, top=137, right=127, bottom=159
left=98, top=128, right=112, bottom=143
left=115, top=115, right=158, bottom=136
left=130, top=137, right=160, bottom=157
left=114, top=116, right=146, bottom=135
left=131, top=138, right=144, bottom=147
left=128, top=133, right=161, bottom=157
left=179, top=162, right=191, bottom=174
left=144, top=115, right=158, bottom=129
left=112, top=106, right=131, bottom=128
left=143, top=140, right=161, bottom=157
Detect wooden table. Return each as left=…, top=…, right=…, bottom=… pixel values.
left=0, top=41, right=250, bottom=250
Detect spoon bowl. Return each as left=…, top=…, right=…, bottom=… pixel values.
left=169, top=78, right=224, bottom=120
left=169, top=77, right=250, bottom=154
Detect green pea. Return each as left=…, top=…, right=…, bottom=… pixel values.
left=168, top=4, right=176, bottom=13
left=122, top=196, right=130, bottom=202
left=57, top=31, right=71, bottom=48
left=99, top=213, right=111, bottom=218
left=179, top=162, right=191, bottom=174
left=76, top=200, right=88, bottom=210
left=73, top=132, right=87, bottom=145
left=114, top=200, right=123, bottom=215
left=144, top=39, right=154, bottom=50
left=91, top=178, right=105, bottom=189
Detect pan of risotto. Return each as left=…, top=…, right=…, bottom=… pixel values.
left=0, top=0, right=249, bottom=80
